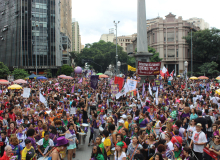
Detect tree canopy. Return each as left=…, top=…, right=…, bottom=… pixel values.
left=183, top=28, right=220, bottom=75
left=148, top=46, right=163, bottom=62
left=0, top=62, right=10, bottom=79
left=12, top=68, right=29, bottom=79
left=57, top=65, right=73, bottom=76
left=198, top=61, right=219, bottom=76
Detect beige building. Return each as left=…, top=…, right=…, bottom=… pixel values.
left=186, top=17, right=209, bottom=30
left=146, top=13, right=200, bottom=75
left=100, top=33, right=115, bottom=42
left=72, top=19, right=82, bottom=53
left=60, top=0, right=72, bottom=65
left=113, top=34, right=137, bottom=52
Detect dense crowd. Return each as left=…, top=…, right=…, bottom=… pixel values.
left=0, top=74, right=219, bottom=160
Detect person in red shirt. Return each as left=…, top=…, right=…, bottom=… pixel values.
left=7, top=122, right=17, bottom=138
left=115, top=133, right=127, bottom=152
left=8, top=108, right=16, bottom=122
left=171, top=129, right=183, bottom=145
left=0, top=145, right=13, bottom=160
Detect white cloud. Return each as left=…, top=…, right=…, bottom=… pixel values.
left=72, top=0, right=220, bottom=45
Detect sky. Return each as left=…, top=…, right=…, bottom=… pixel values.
left=72, top=0, right=220, bottom=45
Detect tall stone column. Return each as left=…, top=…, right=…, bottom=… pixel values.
left=134, top=0, right=153, bottom=82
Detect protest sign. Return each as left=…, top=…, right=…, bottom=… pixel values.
left=126, top=79, right=137, bottom=92
left=111, top=85, right=118, bottom=97
left=23, top=88, right=30, bottom=98
left=154, top=79, right=161, bottom=87
left=90, top=75, right=99, bottom=89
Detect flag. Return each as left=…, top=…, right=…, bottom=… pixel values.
left=148, top=83, right=152, bottom=96
left=78, top=78, right=82, bottom=83
left=170, top=70, right=174, bottom=77
left=39, top=93, right=47, bottom=107
left=71, top=84, right=75, bottom=93
left=142, top=83, right=145, bottom=97
left=137, top=89, right=140, bottom=99
left=115, top=83, right=129, bottom=99
left=162, top=66, right=167, bottom=73
left=166, top=70, right=170, bottom=77
left=90, top=75, right=99, bottom=89
left=160, top=70, right=165, bottom=78
left=114, top=77, right=124, bottom=91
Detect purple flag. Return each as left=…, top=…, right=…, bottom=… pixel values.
left=78, top=78, right=82, bottom=83
left=71, top=84, right=75, bottom=93
left=142, top=83, right=145, bottom=97
left=90, top=75, right=99, bottom=89
left=206, top=83, right=210, bottom=91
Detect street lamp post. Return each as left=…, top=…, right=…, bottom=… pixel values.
left=190, top=23, right=193, bottom=76
left=113, top=21, right=120, bottom=75
left=184, top=61, right=188, bottom=89
left=117, top=61, right=121, bottom=75
left=109, top=64, right=112, bottom=77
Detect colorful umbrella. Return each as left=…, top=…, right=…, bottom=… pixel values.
left=13, top=79, right=27, bottom=84
left=8, top=84, right=22, bottom=89
left=58, top=75, right=66, bottom=78
left=99, top=74, right=108, bottom=78
left=96, top=73, right=103, bottom=75
left=36, top=76, right=47, bottom=80
left=0, top=79, right=10, bottom=84
left=61, top=76, right=73, bottom=79
left=216, top=89, right=220, bottom=95
left=216, top=76, right=220, bottom=80
left=198, top=76, right=209, bottom=80
left=189, top=76, right=198, bottom=80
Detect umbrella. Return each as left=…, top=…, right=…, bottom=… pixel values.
left=55, top=83, right=59, bottom=85
left=36, top=76, right=47, bottom=80
left=0, top=79, right=10, bottom=84
left=198, top=76, right=209, bottom=80
left=13, top=79, right=27, bottom=84
left=216, top=89, right=220, bottom=95
left=99, top=74, right=108, bottom=78
left=177, top=75, right=181, bottom=78
left=29, top=74, right=37, bottom=79
left=216, top=76, right=220, bottom=80
left=8, top=84, right=22, bottom=90
left=189, top=76, right=198, bottom=80
left=61, top=76, right=73, bottom=79
left=96, top=73, right=103, bottom=75
left=58, top=75, right=66, bottom=78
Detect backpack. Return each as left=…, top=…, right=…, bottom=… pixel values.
left=205, top=115, right=213, bottom=128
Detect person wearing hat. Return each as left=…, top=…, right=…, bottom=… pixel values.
left=50, top=136, right=69, bottom=160
left=120, top=115, right=129, bottom=130
left=189, top=123, right=207, bottom=160
left=114, top=141, right=126, bottom=160
left=117, top=119, right=124, bottom=132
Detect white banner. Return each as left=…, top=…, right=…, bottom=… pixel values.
left=23, top=88, right=30, bottom=98
left=126, top=79, right=137, bottom=92
left=40, top=93, right=47, bottom=107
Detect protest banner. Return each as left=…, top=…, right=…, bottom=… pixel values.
left=111, top=85, right=118, bottom=97
left=90, top=75, right=99, bottom=89
left=114, top=77, right=124, bottom=91
left=137, top=61, right=161, bottom=75
left=126, top=79, right=137, bottom=92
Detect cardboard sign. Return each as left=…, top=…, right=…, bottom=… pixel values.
left=154, top=79, right=161, bottom=87
left=111, top=85, right=118, bottom=97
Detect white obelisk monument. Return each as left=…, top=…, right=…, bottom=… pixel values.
left=134, top=0, right=153, bottom=81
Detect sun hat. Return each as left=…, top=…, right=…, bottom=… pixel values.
left=120, top=115, right=127, bottom=119
left=118, top=119, right=124, bottom=124
left=56, top=136, right=69, bottom=146
left=116, top=141, right=124, bottom=147
left=196, top=123, right=203, bottom=128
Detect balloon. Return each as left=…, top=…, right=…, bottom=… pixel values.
left=74, top=66, right=82, bottom=74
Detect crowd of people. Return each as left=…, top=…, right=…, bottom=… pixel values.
left=0, top=73, right=219, bottom=160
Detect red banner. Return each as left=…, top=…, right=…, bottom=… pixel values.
left=137, top=61, right=161, bottom=75
left=114, top=77, right=124, bottom=91
left=203, top=147, right=218, bottom=159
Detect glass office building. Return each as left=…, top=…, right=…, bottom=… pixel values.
left=0, top=0, right=62, bottom=73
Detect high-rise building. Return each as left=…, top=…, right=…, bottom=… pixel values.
left=60, top=0, right=72, bottom=65
left=100, top=29, right=115, bottom=42
left=113, top=34, right=136, bottom=52
left=72, top=19, right=81, bottom=53
left=186, top=17, right=209, bottom=30
left=0, top=0, right=62, bottom=74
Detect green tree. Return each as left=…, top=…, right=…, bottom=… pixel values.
left=44, top=69, right=52, bottom=78
left=57, top=65, right=73, bottom=76
left=127, top=56, right=136, bottom=67
left=12, top=68, right=29, bottom=79
left=198, top=61, right=219, bottom=76
left=183, top=28, right=220, bottom=73
left=0, top=62, right=10, bottom=79
left=148, top=46, right=163, bottom=62
left=75, top=40, right=127, bottom=72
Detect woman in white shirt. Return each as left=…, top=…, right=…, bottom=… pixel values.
left=165, top=132, right=174, bottom=150
left=114, top=142, right=126, bottom=160
left=186, top=119, right=196, bottom=144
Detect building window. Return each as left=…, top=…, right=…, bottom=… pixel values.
left=167, top=32, right=174, bottom=42
left=176, top=49, right=178, bottom=57
left=153, top=33, right=155, bottom=43
left=176, top=32, right=178, bottom=41
left=164, top=49, right=166, bottom=58
left=167, top=49, right=175, bottom=57
left=164, top=32, right=166, bottom=42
